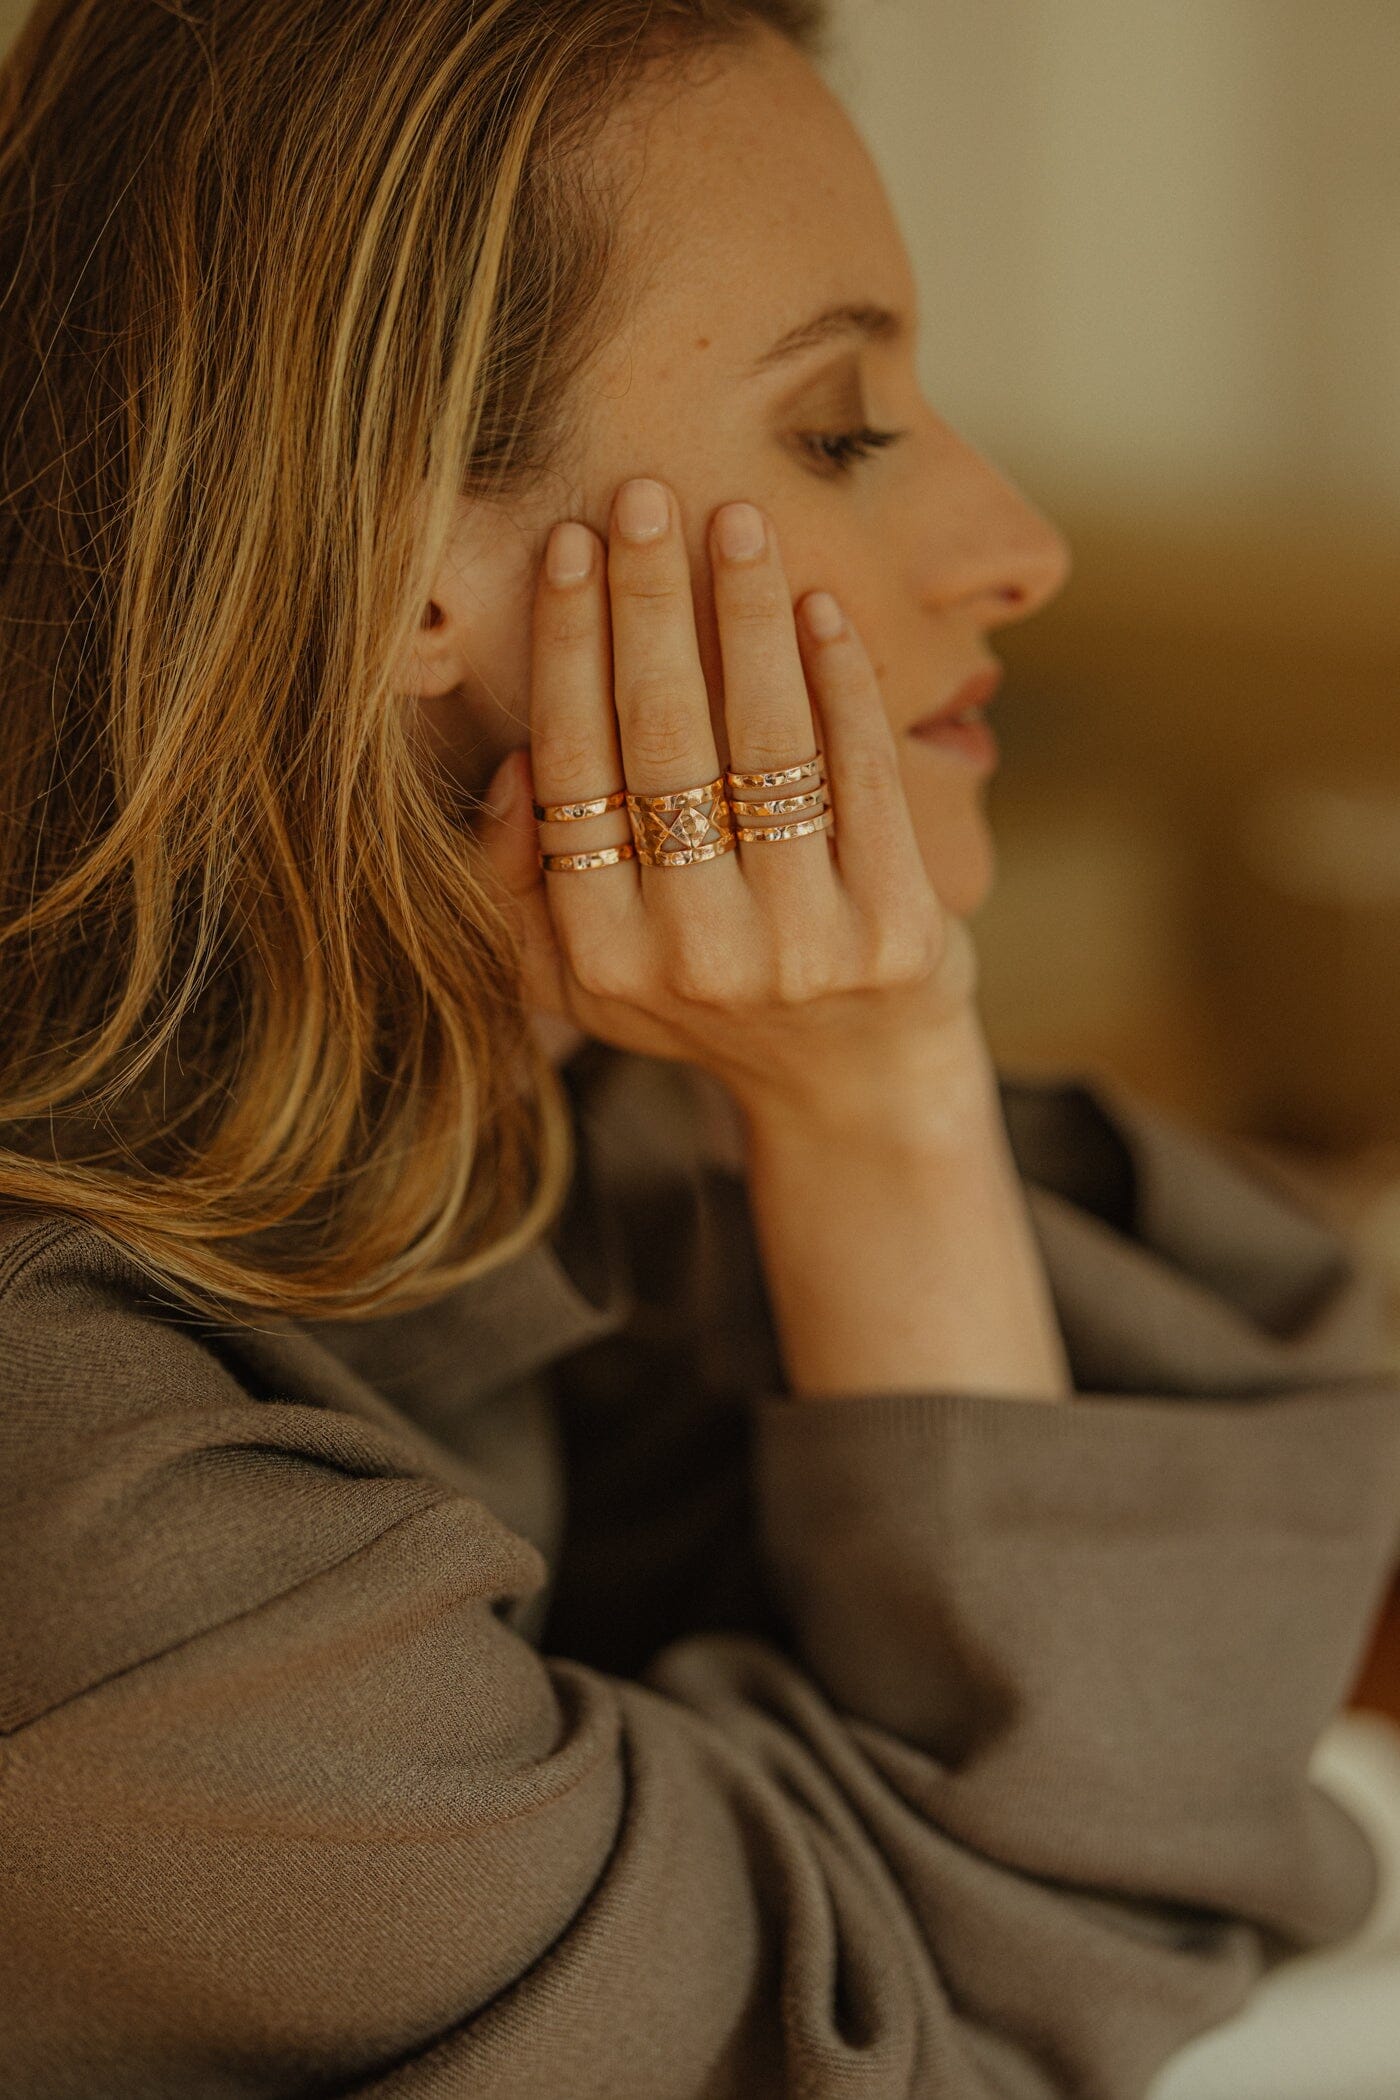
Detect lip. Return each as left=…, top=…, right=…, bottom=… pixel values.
left=904, top=665, right=1004, bottom=736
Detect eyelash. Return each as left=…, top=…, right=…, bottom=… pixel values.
left=797, top=424, right=904, bottom=475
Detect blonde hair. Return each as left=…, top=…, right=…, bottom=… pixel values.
left=0, top=0, right=827, bottom=1322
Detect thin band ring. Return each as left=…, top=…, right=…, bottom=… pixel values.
left=538, top=841, right=637, bottom=873
left=732, top=787, right=827, bottom=819
left=533, top=788, right=627, bottom=823
left=726, top=751, right=824, bottom=791
left=732, top=809, right=835, bottom=845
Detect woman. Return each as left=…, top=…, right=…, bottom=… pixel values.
left=1, top=2, right=1397, bottom=2095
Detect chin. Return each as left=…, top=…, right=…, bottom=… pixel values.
left=917, top=811, right=996, bottom=921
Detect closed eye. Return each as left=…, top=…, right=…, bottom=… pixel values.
left=797, top=424, right=905, bottom=475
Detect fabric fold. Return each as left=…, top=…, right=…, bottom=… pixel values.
left=3, top=1045, right=1399, bottom=2100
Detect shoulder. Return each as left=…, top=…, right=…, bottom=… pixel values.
left=0, top=1201, right=533, bottom=1736
left=0, top=1201, right=240, bottom=1419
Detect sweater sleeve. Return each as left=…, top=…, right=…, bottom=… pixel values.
left=3, top=1064, right=1399, bottom=2100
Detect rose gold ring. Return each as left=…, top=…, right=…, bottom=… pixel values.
left=725, top=751, right=824, bottom=792
left=732, top=809, right=835, bottom=845
left=532, top=788, right=627, bottom=823
left=626, top=776, right=736, bottom=867
left=733, top=786, right=827, bottom=819
left=538, top=841, right=637, bottom=874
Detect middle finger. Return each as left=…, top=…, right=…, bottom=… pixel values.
left=608, top=478, right=738, bottom=881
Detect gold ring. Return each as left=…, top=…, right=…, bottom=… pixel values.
left=726, top=751, right=824, bottom=791
left=538, top=841, right=637, bottom=873
left=627, top=776, right=735, bottom=866
left=533, top=788, right=627, bottom=823
left=732, top=809, right=835, bottom=845
left=731, top=787, right=827, bottom=819
left=632, top=833, right=738, bottom=869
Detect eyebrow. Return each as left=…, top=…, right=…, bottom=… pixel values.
left=747, top=302, right=905, bottom=376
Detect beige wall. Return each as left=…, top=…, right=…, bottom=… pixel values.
left=835, top=0, right=1400, bottom=521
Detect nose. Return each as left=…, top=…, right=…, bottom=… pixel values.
left=917, top=424, right=1072, bottom=630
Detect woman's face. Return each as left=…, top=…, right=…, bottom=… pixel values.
left=413, top=23, right=1071, bottom=922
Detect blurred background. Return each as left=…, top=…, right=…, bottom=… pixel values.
left=829, top=0, right=1400, bottom=1372
left=4, top=0, right=1398, bottom=1693
left=829, top=0, right=1400, bottom=1720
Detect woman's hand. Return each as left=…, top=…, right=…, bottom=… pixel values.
left=476, top=476, right=980, bottom=1132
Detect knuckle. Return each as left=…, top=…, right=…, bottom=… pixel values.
left=568, top=943, right=632, bottom=1003
left=663, top=933, right=765, bottom=1009
left=616, top=563, right=686, bottom=608
left=868, top=926, right=934, bottom=987
left=541, top=597, right=597, bottom=650
left=772, top=950, right=826, bottom=1005
left=842, top=747, right=900, bottom=800
left=533, top=725, right=601, bottom=786
left=721, top=583, right=787, bottom=629
left=735, top=721, right=811, bottom=768
left=665, top=943, right=731, bottom=1006
left=619, top=694, right=704, bottom=773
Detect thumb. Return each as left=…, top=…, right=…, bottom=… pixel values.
left=479, top=747, right=537, bottom=894
left=476, top=746, right=572, bottom=1021
left=483, top=742, right=528, bottom=819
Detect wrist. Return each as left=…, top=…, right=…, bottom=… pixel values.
left=733, top=1004, right=999, bottom=1160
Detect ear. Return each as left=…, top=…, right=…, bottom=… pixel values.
left=388, top=525, right=482, bottom=705
left=389, top=493, right=535, bottom=702
left=391, top=570, right=473, bottom=703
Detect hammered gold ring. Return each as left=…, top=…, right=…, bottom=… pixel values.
left=538, top=841, right=637, bottom=873
left=626, top=775, right=736, bottom=867
left=733, top=786, right=827, bottom=819
left=733, top=809, right=835, bottom=845
left=532, top=788, right=627, bottom=823
left=725, top=751, right=824, bottom=792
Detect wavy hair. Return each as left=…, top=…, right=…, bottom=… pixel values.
left=0, top=0, right=828, bottom=1321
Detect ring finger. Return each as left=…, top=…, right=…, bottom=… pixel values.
left=530, top=515, right=641, bottom=964
left=708, top=499, right=839, bottom=911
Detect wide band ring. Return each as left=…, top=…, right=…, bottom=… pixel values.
left=726, top=751, right=824, bottom=792
left=633, top=833, right=738, bottom=869
left=627, top=775, right=736, bottom=867
left=538, top=841, right=637, bottom=874
left=532, top=788, right=627, bottom=823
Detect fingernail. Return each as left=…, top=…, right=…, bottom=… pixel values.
left=715, top=502, right=766, bottom=562
left=615, top=478, right=669, bottom=542
left=803, top=591, right=844, bottom=640
left=546, top=521, right=595, bottom=586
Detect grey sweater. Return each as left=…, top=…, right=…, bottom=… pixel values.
left=2, top=1040, right=1399, bottom=2098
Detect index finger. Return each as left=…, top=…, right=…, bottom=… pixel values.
left=529, top=520, right=640, bottom=901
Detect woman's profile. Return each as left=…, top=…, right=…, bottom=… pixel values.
left=2, top=2, right=1398, bottom=2095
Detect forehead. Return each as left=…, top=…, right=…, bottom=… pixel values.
left=592, top=27, right=918, bottom=379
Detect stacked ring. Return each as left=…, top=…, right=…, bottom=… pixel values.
left=535, top=788, right=633, bottom=873
left=725, top=748, right=834, bottom=846
left=534, top=748, right=833, bottom=871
